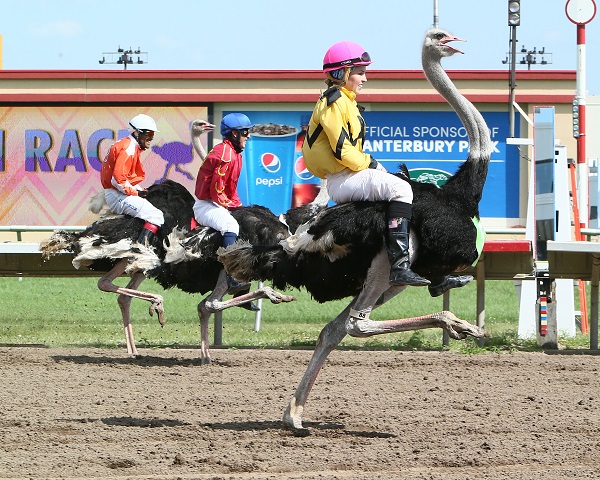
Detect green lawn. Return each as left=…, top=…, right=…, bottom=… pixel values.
left=0, top=276, right=592, bottom=352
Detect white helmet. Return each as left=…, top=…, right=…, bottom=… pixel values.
left=129, top=114, right=159, bottom=133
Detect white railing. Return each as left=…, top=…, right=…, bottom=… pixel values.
left=0, top=225, right=85, bottom=242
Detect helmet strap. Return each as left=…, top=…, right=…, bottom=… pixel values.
left=132, top=130, right=148, bottom=150
left=227, top=131, right=244, bottom=153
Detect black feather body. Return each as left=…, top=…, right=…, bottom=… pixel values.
left=243, top=166, right=480, bottom=303
left=72, top=180, right=195, bottom=272
left=61, top=180, right=297, bottom=295
left=153, top=203, right=289, bottom=294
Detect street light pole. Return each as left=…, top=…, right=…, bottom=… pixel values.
left=509, top=25, right=517, bottom=138
left=507, top=0, right=521, bottom=138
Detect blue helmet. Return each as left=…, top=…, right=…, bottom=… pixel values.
left=220, top=113, right=253, bottom=136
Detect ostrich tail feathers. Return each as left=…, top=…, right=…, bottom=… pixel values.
left=180, top=226, right=213, bottom=254
left=218, top=240, right=283, bottom=283
left=89, top=191, right=110, bottom=215
left=163, top=227, right=212, bottom=264
left=399, top=163, right=410, bottom=178
left=72, top=237, right=133, bottom=270
left=39, top=230, right=78, bottom=260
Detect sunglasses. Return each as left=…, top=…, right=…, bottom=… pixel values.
left=139, top=130, right=155, bottom=140
left=237, top=129, right=250, bottom=137
left=323, top=51, right=371, bottom=70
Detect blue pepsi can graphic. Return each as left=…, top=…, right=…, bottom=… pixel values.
left=245, top=128, right=298, bottom=215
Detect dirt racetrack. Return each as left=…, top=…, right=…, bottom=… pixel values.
left=1, top=346, right=600, bottom=480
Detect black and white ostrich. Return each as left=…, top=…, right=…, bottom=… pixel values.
left=218, top=28, right=491, bottom=432
left=39, top=120, right=306, bottom=363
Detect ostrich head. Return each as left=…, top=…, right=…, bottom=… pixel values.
left=190, top=119, right=215, bottom=136
left=422, top=28, right=465, bottom=60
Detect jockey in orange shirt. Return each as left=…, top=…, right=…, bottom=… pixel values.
left=101, top=113, right=164, bottom=245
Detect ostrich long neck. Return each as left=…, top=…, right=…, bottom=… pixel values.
left=192, top=135, right=208, bottom=164
left=422, top=50, right=492, bottom=193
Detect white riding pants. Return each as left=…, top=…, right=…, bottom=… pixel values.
left=325, top=168, right=413, bottom=204
left=103, top=188, right=164, bottom=226
left=193, top=199, right=239, bottom=235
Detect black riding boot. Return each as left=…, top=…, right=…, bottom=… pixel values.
left=136, top=222, right=159, bottom=246
left=386, top=202, right=430, bottom=287
left=223, top=232, right=251, bottom=294
left=428, top=275, right=473, bottom=297
left=226, top=274, right=251, bottom=294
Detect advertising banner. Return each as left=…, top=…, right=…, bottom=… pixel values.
left=0, top=106, right=519, bottom=227
left=238, top=110, right=519, bottom=218
left=244, top=126, right=298, bottom=214
left=231, top=111, right=319, bottom=215
left=362, top=111, right=519, bottom=218
left=0, top=106, right=209, bottom=226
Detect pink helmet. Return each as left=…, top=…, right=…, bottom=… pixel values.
left=322, top=41, right=372, bottom=73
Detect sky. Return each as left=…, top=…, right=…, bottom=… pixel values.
left=2, top=0, right=600, bottom=94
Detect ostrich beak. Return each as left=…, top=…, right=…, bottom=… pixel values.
left=441, top=35, right=466, bottom=55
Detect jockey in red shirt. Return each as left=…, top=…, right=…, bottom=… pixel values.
left=193, top=112, right=255, bottom=297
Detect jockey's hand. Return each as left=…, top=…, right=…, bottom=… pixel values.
left=124, top=186, right=138, bottom=196
left=368, top=156, right=387, bottom=172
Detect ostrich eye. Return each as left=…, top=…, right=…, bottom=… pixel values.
left=434, top=33, right=445, bottom=40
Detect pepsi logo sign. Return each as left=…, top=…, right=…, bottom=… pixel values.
left=261, top=152, right=281, bottom=173
left=294, top=156, right=314, bottom=181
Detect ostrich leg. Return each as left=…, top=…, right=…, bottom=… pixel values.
left=117, top=271, right=146, bottom=356
left=197, top=271, right=229, bottom=365
left=283, top=253, right=394, bottom=433
left=283, top=252, right=485, bottom=433
left=97, top=259, right=165, bottom=323
left=197, top=270, right=296, bottom=365
left=283, top=306, right=350, bottom=433
left=346, top=310, right=486, bottom=339
left=341, top=253, right=486, bottom=340
left=97, top=258, right=166, bottom=356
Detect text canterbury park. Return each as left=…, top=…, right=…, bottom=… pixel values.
left=363, top=125, right=501, bottom=154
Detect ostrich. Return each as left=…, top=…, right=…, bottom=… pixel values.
left=218, top=28, right=491, bottom=432
left=39, top=120, right=299, bottom=363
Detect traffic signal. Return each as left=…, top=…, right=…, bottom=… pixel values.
left=508, top=0, right=521, bottom=26
left=573, top=98, right=580, bottom=138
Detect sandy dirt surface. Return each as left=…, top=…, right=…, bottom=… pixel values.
left=1, top=346, right=599, bottom=480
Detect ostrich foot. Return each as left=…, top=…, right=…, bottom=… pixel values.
left=199, top=352, right=211, bottom=365
left=126, top=342, right=139, bottom=358
left=283, top=398, right=310, bottom=436
left=198, top=337, right=212, bottom=365
left=261, top=287, right=296, bottom=304
left=440, top=311, right=487, bottom=340
left=148, top=297, right=165, bottom=326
